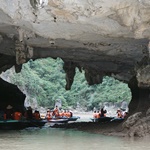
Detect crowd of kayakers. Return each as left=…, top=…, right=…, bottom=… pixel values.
left=93, top=108, right=107, bottom=119
left=0, top=104, right=128, bottom=122
left=0, top=105, right=41, bottom=121
left=45, top=106, right=73, bottom=120
left=116, top=108, right=128, bottom=119
left=0, top=105, right=73, bottom=121
left=93, top=107, right=128, bottom=119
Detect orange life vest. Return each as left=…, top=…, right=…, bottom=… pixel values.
left=59, top=112, right=64, bottom=117
left=4, top=113, right=6, bottom=120
left=96, top=113, right=100, bottom=118
left=53, top=108, right=59, bottom=117
left=64, top=112, right=68, bottom=118
left=14, top=112, right=22, bottom=120
left=66, top=112, right=71, bottom=118
left=46, top=112, right=52, bottom=120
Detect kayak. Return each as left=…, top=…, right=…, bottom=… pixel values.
left=91, top=117, right=114, bottom=123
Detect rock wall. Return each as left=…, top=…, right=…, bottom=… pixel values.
left=0, top=0, right=149, bottom=87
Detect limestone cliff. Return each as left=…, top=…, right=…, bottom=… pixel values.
left=0, top=0, right=150, bottom=136
left=0, top=0, right=150, bottom=87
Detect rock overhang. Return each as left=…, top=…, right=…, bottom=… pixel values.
left=0, top=0, right=150, bottom=88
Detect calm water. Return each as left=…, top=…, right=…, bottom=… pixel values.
left=0, top=127, right=150, bottom=150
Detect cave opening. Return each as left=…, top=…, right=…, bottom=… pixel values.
left=0, top=57, right=132, bottom=118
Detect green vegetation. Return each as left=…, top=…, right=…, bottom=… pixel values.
left=9, top=58, right=131, bottom=110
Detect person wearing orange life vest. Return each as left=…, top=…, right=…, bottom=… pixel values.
left=33, top=110, right=41, bottom=120
left=100, top=108, right=107, bottom=117
left=59, top=110, right=64, bottom=118
left=93, top=111, right=97, bottom=119
left=65, top=110, right=72, bottom=118
left=13, top=111, right=22, bottom=120
left=52, top=106, right=59, bottom=118
left=5, top=105, right=14, bottom=120
left=96, top=111, right=101, bottom=118
left=63, top=110, right=68, bottom=118
left=13, top=108, right=22, bottom=120
left=45, top=109, right=52, bottom=120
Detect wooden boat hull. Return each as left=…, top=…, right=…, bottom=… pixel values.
left=91, top=117, right=114, bottom=123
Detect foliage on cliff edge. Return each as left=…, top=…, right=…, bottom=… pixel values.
left=9, top=58, right=131, bottom=110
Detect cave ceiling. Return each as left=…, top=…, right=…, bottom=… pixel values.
left=0, top=0, right=150, bottom=89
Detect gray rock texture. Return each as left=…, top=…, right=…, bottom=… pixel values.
left=0, top=0, right=150, bottom=136
left=0, top=0, right=150, bottom=88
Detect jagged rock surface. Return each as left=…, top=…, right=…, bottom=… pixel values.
left=0, top=0, right=150, bottom=88
left=0, top=0, right=150, bottom=137
left=123, top=109, right=150, bottom=137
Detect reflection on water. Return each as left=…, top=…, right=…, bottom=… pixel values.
left=0, top=127, right=150, bottom=150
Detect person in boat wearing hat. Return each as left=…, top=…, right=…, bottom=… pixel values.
left=5, top=105, right=14, bottom=119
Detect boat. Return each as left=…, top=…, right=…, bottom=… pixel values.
left=55, top=116, right=80, bottom=122
left=24, top=119, right=47, bottom=128
left=0, top=119, right=47, bottom=130
left=91, top=117, right=114, bottom=123
left=110, top=117, right=124, bottom=122
left=48, top=118, right=69, bottom=124
left=68, top=116, right=80, bottom=122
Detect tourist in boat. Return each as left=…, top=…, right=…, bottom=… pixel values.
left=66, top=110, right=72, bottom=118
left=63, top=110, right=68, bottom=118
left=96, top=111, right=101, bottom=118
left=93, top=110, right=97, bottom=118
left=59, top=109, right=64, bottom=118
left=92, top=110, right=100, bottom=122
left=100, top=108, right=107, bottom=117
left=45, top=109, right=52, bottom=120
left=33, top=110, right=41, bottom=120
left=116, top=109, right=123, bottom=118
left=13, top=109, right=22, bottom=120
left=122, top=111, right=128, bottom=119
left=5, top=105, right=14, bottom=119
left=25, top=106, right=33, bottom=120
left=93, top=110, right=100, bottom=119
left=70, top=110, right=73, bottom=118
left=52, top=106, right=59, bottom=118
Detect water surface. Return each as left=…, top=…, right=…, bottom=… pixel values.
left=0, top=127, right=150, bottom=150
